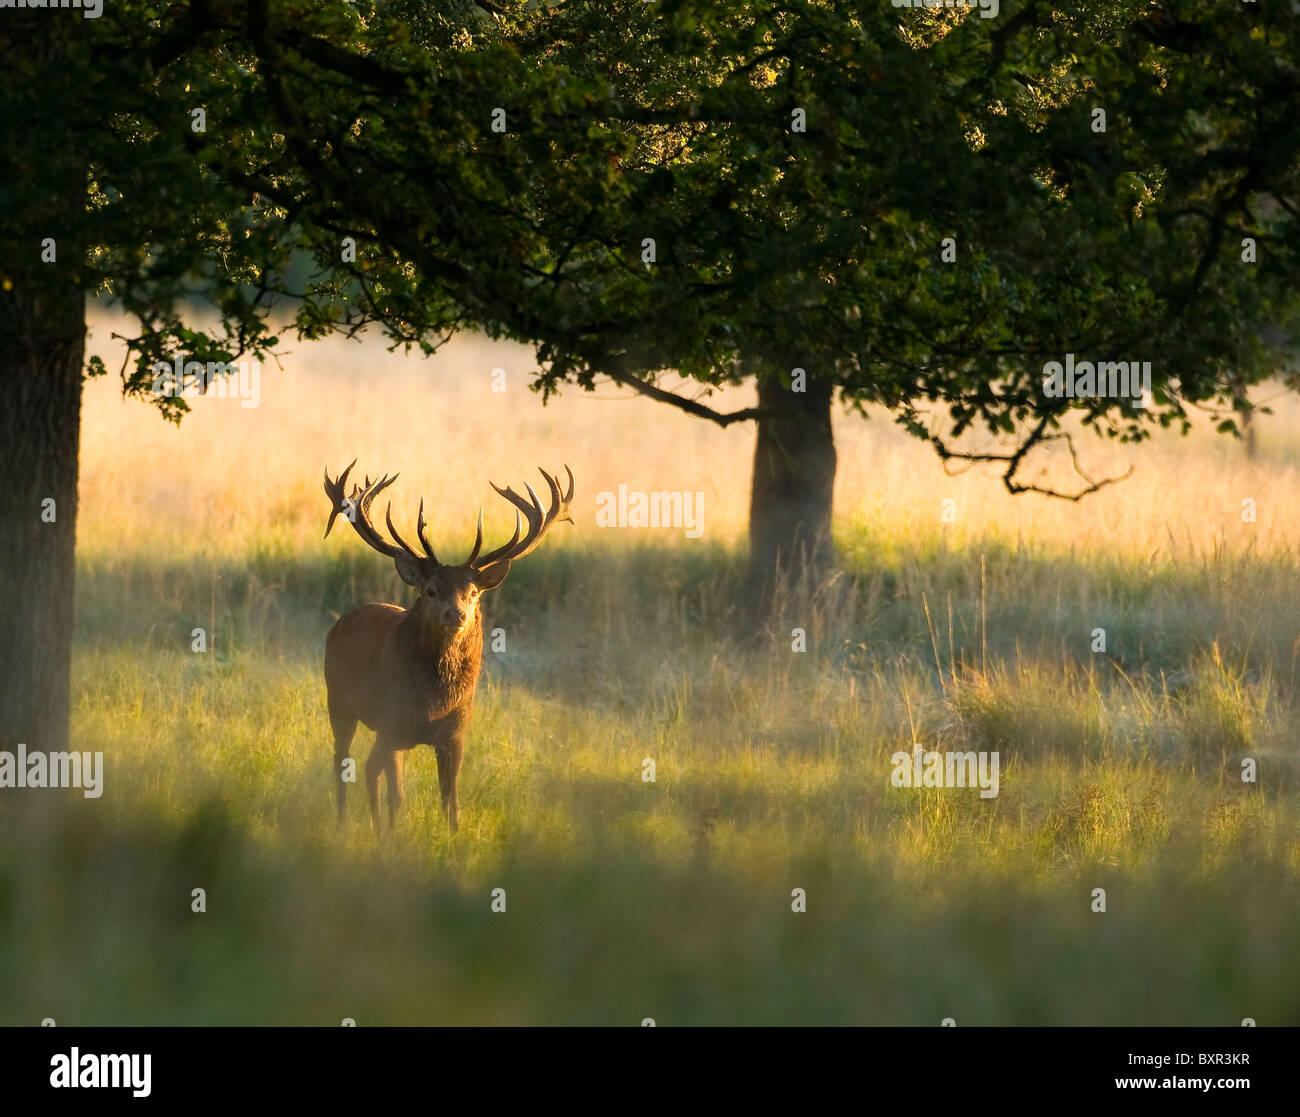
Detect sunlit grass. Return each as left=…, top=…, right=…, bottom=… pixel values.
left=0, top=310, right=1296, bottom=1024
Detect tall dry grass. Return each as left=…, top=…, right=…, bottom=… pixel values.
left=0, top=306, right=1295, bottom=1025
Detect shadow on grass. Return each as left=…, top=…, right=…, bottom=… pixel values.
left=76, top=536, right=1300, bottom=696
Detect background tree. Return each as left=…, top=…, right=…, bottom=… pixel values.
left=222, top=0, right=1300, bottom=595
left=516, top=0, right=1300, bottom=592
left=0, top=0, right=506, bottom=750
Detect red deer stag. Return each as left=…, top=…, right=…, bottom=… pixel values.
left=322, top=461, right=574, bottom=833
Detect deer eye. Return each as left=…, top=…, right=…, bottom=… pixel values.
left=425, top=587, right=436, bottom=598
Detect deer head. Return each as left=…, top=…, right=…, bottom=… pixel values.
left=323, top=461, right=575, bottom=644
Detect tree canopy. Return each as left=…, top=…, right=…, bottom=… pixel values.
left=12, top=0, right=1292, bottom=487
left=3, top=0, right=1299, bottom=748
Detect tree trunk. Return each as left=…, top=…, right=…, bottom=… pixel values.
left=0, top=289, right=84, bottom=753
left=0, top=12, right=87, bottom=755
left=746, top=373, right=837, bottom=609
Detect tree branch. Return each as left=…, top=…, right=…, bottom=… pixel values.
left=923, top=416, right=1135, bottom=500
left=603, top=368, right=773, bottom=427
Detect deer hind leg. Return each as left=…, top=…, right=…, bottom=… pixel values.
left=329, top=699, right=358, bottom=829
left=385, top=749, right=405, bottom=828
left=365, top=739, right=392, bottom=835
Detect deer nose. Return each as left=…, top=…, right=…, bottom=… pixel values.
left=444, top=607, right=466, bottom=628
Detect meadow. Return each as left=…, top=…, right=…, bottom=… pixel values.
left=1, top=307, right=1297, bottom=1025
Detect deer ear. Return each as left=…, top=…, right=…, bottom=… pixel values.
left=394, top=552, right=425, bottom=587
left=475, top=560, right=511, bottom=592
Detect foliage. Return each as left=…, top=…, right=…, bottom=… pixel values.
left=5, top=3, right=1299, bottom=478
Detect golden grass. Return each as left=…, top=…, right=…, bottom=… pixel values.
left=81, top=306, right=1300, bottom=562
left=2, top=306, right=1293, bottom=1025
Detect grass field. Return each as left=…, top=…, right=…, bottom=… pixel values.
left=1, top=308, right=1298, bottom=1024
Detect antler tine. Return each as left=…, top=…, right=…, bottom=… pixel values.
left=415, top=498, right=440, bottom=565
left=558, top=464, right=575, bottom=517
left=463, top=507, right=485, bottom=566
left=355, top=472, right=397, bottom=517
left=322, top=459, right=358, bottom=538
left=472, top=465, right=576, bottom=570
left=322, top=464, right=426, bottom=562
left=384, top=500, right=424, bottom=560
left=492, top=479, right=546, bottom=533
left=472, top=508, right=522, bottom=569
left=333, top=461, right=357, bottom=489
left=350, top=474, right=405, bottom=558
left=523, top=480, right=547, bottom=534
left=538, top=467, right=574, bottom=524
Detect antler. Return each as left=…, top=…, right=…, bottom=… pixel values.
left=471, top=466, right=575, bottom=569
left=323, top=461, right=439, bottom=566
left=325, top=462, right=574, bottom=572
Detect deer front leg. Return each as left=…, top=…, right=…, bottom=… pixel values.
left=365, top=739, right=393, bottom=834
left=433, top=731, right=465, bottom=835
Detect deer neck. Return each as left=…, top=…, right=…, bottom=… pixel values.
left=397, top=608, right=483, bottom=713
